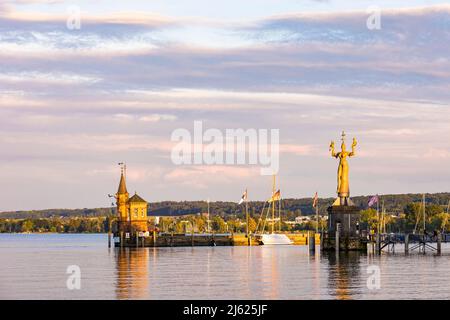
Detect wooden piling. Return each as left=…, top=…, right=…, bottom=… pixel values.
left=120, top=231, right=124, bottom=248
left=136, top=232, right=139, bottom=247
left=320, top=231, right=324, bottom=251
left=437, top=232, right=442, bottom=255
left=335, top=229, right=340, bottom=253
left=308, top=232, right=315, bottom=254
left=404, top=234, right=409, bottom=254
left=371, top=234, right=375, bottom=254
left=153, top=230, right=156, bottom=247
left=376, top=233, right=381, bottom=255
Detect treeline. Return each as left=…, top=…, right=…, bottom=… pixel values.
left=1, top=193, right=449, bottom=219
left=360, top=202, right=450, bottom=233
left=0, top=208, right=112, bottom=219
left=0, top=217, right=110, bottom=233
left=2, top=199, right=450, bottom=234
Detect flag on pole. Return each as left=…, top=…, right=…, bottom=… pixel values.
left=268, top=190, right=281, bottom=203
left=313, top=192, right=318, bottom=208
left=238, top=189, right=248, bottom=205
left=368, top=195, right=379, bottom=207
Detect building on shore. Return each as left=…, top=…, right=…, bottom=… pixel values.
left=115, top=165, right=149, bottom=234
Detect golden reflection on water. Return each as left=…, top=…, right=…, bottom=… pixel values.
left=112, top=245, right=362, bottom=300
left=325, top=252, right=361, bottom=300
left=115, top=248, right=150, bottom=300
left=256, top=247, right=280, bottom=299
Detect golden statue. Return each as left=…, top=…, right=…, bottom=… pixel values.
left=329, top=131, right=357, bottom=206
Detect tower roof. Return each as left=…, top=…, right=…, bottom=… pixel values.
left=117, top=173, right=128, bottom=194
left=129, top=193, right=147, bottom=203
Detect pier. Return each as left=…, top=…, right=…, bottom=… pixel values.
left=112, top=231, right=322, bottom=247
left=367, top=232, right=448, bottom=255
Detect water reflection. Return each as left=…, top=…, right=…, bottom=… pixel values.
left=324, top=251, right=363, bottom=300
left=115, top=248, right=149, bottom=300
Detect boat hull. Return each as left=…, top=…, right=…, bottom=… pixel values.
left=257, top=234, right=293, bottom=245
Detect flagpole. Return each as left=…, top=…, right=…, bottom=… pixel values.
left=376, top=196, right=379, bottom=234
left=272, top=174, right=275, bottom=234
left=313, top=192, right=319, bottom=234
left=207, top=199, right=210, bottom=234
left=245, top=189, right=249, bottom=238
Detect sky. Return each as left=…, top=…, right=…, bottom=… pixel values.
left=1, top=0, right=450, bottom=211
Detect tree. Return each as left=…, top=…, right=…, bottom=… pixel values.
left=404, top=203, right=422, bottom=225
left=21, top=219, right=34, bottom=233
left=426, top=204, right=444, bottom=221
left=360, top=208, right=378, bottom=230
left=247, top=217, right=257, bottom=233
left=212, top=216, right=226, bottom=232
left=194, top=216, right=206, bottom=232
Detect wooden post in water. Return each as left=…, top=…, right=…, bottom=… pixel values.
left=335, top=223, right=340, bottom=253
left=136, top=231, right=139, bottom=248
left=376, top=233, right=381, bottom=255
left=153, top=230, right=156, bottom=247
left=320, top=231, right=324, bottom=251
left=404, top=234, right=409, bottom=254
left=308, top=231, right=315, bottom=254
left=120, top=231, right=124, bottom=248
left=437, top=231, right=442, bottom=255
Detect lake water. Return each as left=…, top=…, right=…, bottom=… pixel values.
left=1, top=233, right=450, bottom=300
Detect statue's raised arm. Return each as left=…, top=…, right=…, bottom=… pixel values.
left=329, top=141, right=337, bottom=158
left=349, top=138, right=357, bottom=157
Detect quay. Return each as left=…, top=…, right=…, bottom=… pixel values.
left=111, top=231, right=322, bottom=247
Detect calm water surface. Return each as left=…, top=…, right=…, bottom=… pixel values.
left=1, top=234, right=450, bottom=300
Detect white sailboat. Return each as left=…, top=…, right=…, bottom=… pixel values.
left=254, top=175, right=293, bottom=245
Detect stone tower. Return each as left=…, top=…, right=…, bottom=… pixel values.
left=116, top=165, right=130, bottom=233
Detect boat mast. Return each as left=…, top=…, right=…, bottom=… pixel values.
left=423, top=194, right=426, bottom=234
left=272, top=174, right=275, bottom=234
left=279, top=193, right=282, bottom=232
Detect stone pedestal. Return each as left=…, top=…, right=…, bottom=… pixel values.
left=323, top=205, right=367, bottom=251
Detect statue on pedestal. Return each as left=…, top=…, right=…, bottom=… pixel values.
left=329, top=131, right=357, bottom=206
left=324, top=131, right=366, bottom=251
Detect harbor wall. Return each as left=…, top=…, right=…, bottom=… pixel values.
left=114, top=232, right=321, bottom=247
